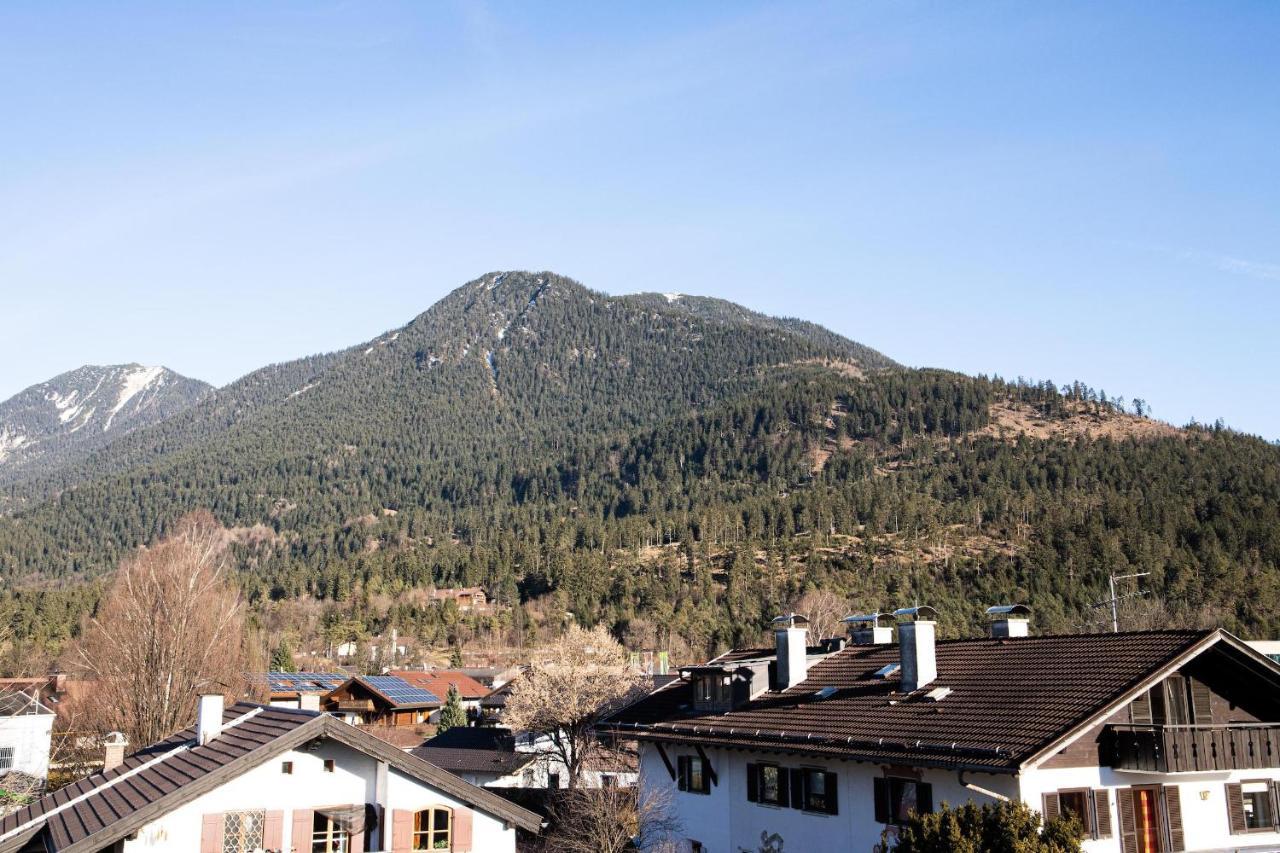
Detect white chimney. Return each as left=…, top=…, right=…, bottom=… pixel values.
left=842, top=612, right=894, bottom=645
left=300, top=693, right=322, bottom=712
left=772, top=614, right=810, bottom=690
left=987, top=604, right=1031, bottom=638
left=895, top=606, right=938, bottom=692
left=102, top=731, right=128, bottom=772
left=198, top=694, right=225, bottom=745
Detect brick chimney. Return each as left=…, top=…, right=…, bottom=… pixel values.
left=987, top=604, right=1031, bottom=638
left=197, top=694, right=224, bottom=745
left=894, top=606, right=938, bottom=692
left=102, top=731, right=128, bottom=772
left=772, top=614, right=810, bottom=690
left=842, top=612, right=894, bottom=645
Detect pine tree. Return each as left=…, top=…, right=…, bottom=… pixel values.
left=436, top=685, right=467, bottom=733
left=270, top=640, right=296, bottom=673
left=449, top=645, right=463, bottom=668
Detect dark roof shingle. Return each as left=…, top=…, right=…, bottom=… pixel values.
left=608, top=630, right=1214, bottom=771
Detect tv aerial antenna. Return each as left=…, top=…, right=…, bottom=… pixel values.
left=1086, top=572, right=1151, bottom=632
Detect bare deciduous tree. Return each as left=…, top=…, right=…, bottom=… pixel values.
left=789, top=588, right=848, bottom=639
left=503, top=624, right=647, bottom=789
left=76, top=511, right=248, bottom=748
left=543, top=784, right=682, bottom=853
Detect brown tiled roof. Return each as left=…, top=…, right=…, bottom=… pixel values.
left=0, top=702, right=541, bottom=852
left=411, top=745, right=535, bottom=777
left=391, top=670, right=490, bottom=700
left=607, top=629, right=1217, bottom=772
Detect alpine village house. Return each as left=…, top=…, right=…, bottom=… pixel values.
left=605, top=606, right=1280, bottom=853
left=0, top=696, right=541, bottom=853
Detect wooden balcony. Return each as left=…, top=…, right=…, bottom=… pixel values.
left=1106, top=724, right=1280, bottom=773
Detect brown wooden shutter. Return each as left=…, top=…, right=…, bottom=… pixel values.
left=1130, top=690, right=1153, bottom=725
left=292, top=809, right=313, bottom=853
left=263, top=810, right=283, bottom=851
left=1226, top=783, right=1246, bottom=834
left=200, top=813, right=224, bottom=853
left=453, top=807, right=473, bottom=852
left=1163, top=785, right=1185, bottom=851
left=824, top=771, right=839, bottom=816
left=1042, top=792, right=1061, bottom=825
left=1117, top=788, right=1137, bottom=853
left=917, top=781, right=933, bottom=815
left=391, top=809, right=413, bottom=853
left=789, top=768, right=805, bottom=809
left=776, top=764, right=790, bottom=806
left=746, top=763, right=758, bottom=802
left=874, top=777, right=890, bottom=824
left=1093, top=790, right=1113, bottom=839
left=1271, top=782, right=1280, bottom=831
left=1190, top=678, right=1213, bottom=723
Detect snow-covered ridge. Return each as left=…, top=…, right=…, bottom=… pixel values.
left=103, top=365, right=166, bottom=431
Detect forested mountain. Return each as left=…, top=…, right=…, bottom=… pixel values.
left=1, top=271, right=1278, bottom=665
left=0, top=365, right=211, bottom=487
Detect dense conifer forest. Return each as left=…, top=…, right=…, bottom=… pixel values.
left=1, top=272, right=1277, bottom=665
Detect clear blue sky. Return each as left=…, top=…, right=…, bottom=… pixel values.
left=2, top=2, right=1277, bottom=439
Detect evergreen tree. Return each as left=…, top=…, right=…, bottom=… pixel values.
left=436, top=685, right=467, bottom=733
left=270, top=640, right=296, bottom=673
left=449, top=645, right=463, bottom=668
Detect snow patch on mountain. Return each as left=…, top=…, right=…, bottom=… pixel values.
left=103, top=365, right=165, bottom=431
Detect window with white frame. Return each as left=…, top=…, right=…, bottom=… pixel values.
left=311, top=812, right=350, bottom=852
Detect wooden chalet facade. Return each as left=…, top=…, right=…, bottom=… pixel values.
left=324, top=676, right=441, bottom=728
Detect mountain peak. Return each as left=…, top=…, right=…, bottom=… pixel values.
left=0, top=364, right=211, bottom=481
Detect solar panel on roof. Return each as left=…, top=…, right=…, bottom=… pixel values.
left=362, top=675, right=441, bottom=705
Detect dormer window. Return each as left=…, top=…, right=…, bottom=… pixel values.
left=694, top=675, right=732, bottom=710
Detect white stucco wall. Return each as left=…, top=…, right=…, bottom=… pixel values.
left=120, top=737, right=516, bottom=852
left=639, top=743, right=1015, bottom=853
left=0, top=711, right=54, bottom=780
left=1021, top=763, right=1280, bottom=853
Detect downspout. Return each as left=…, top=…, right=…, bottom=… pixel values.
left=958, top=770, right=1010, bottom=802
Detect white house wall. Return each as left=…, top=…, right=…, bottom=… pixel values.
left=1021, top=764, right=1280, bottom=853
left=0, top=713, right=53, bottom=780
left=121, top=738, right=516, bottom=852
left=640, top=743, right=1016, bottom=853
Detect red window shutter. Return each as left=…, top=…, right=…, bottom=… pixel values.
left=392, top=809, right=413, bottom=853
left=453, top=807, right=474, bottom=852
left=1042, top=792, right=1061, bottom=825
left=200, top=813, right=224, bottom=853
left=292, top=809, right=312, bottom=853
left=1226, top=783, right=1246, bottom=834
left=1117, top=789, right=1137, bottom=853
left=1093, top=790, right=1113, bottom=839
left=1163, top=786, right=1185, bottom=851
left=350, top=825, right=365, bottom=853
left=263, top=810, right=283, bottom=851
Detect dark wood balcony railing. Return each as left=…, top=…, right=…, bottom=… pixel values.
left=1106, top=724, right=1280, bottom=773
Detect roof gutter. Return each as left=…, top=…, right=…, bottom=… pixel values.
left=605, top=721, right=1016, bottom=774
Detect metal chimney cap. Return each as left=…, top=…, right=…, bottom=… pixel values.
left=893, top=606, right=938, bottom=622
left=985, top=604, right=1031, bottom=619
left=771, top=613, right=811, bottom=628
left=842, top=612, right=894, bottom=627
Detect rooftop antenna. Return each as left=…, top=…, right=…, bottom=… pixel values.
left=1089, top=572, right=1151, bottom=632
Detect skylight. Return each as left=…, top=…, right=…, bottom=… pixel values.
left=813, top=686, right=837, bottom=700
left=876, top=663, right=901, bottom=679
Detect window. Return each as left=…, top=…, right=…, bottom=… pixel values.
left=798, top=768, right=839, bottom=815
left=222, top=810, right=265, bottom=853
left=677, top=755, right=710, bottom=795
left=1228, top=780, right=1277, bottom=833
left=548, top=772, right=561, bottom=789
left=0, top=748, right=13, bottom=772
left=874, top=777, right=933, bottom=825
left=412, top=807, right=451, bottom=850
left=311, top=812, right=350, bottom=852
left=602, top=774, right=616, bottom=789
left=323, top=759, right=336, bottom=773
left=694, top=675, right=732, bottom=708
left=746, top=763, right=785, bottom=806
left=281, top=761, right=293, bottom=774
